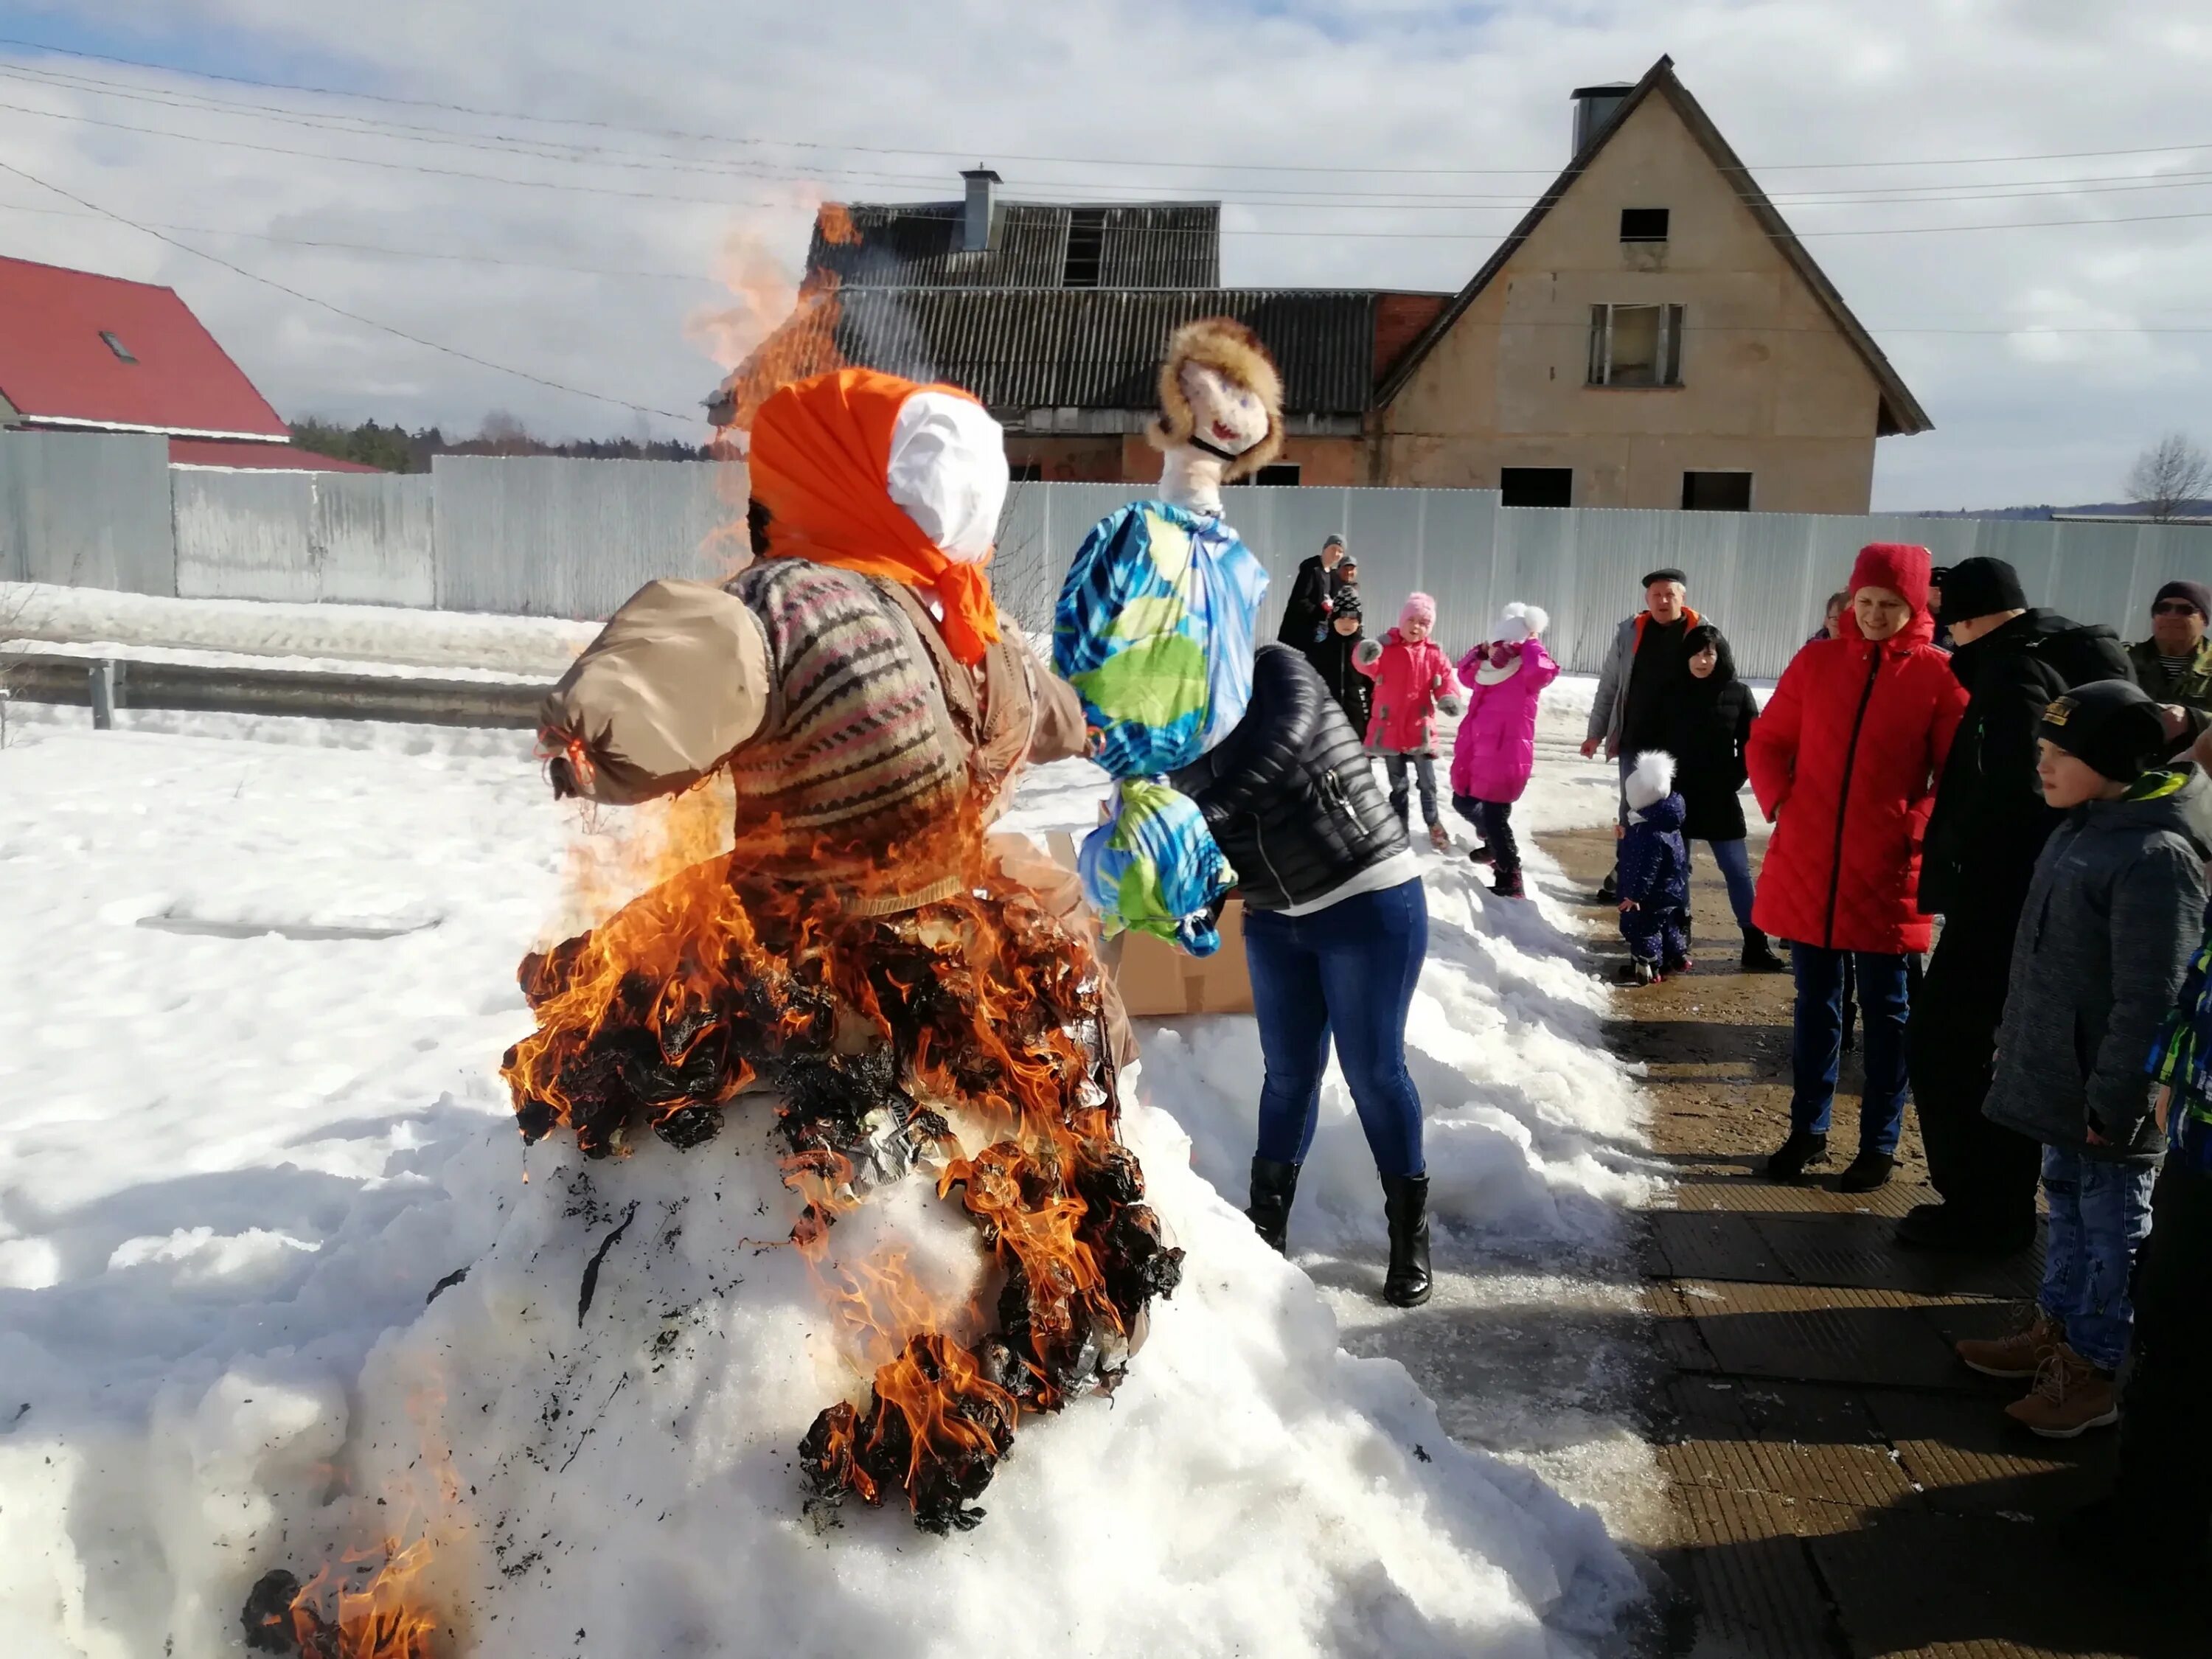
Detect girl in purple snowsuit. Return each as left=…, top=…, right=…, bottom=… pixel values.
left=1449, top=604, right=1559, bottom=898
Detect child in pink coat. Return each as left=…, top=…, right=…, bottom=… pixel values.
left=1449, top=604, right=1559, bottom=897
left=1357, top=591, right=1465, bottom=849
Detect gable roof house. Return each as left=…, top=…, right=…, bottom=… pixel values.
left=0, top=254, right=377, bottom=471
left=1377, top=55, right=1929, bottom=511
left=715, top=57, right=1925, bottom=512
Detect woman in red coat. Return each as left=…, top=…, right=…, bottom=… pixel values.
left=1747, top=543, right=1968, bottom=1190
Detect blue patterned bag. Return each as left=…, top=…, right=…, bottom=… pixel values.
left=1054, top=502, right=1267, bottom=954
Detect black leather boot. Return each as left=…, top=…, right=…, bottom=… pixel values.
left=1740, top=927, right=1787, bottom=973
left=1766, top=1130, right=1829, bottom=1183
left=1380, top=1172, right=1433, bottom=1307
left=1247, top=1157, right=1301, bottom=1253
left=1837, top=1150, right=1895, bottom=1193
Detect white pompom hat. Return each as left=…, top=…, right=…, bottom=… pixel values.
left=1489, top=602, right=1549, bottom=642
left=1624, top=750, right=1677, bottom=812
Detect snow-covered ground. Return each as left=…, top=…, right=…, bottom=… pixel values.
left=0, top=674, right=1657, bottom=1659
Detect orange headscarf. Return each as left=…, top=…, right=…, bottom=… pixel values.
left=748, top=367, right=1002, bottom=665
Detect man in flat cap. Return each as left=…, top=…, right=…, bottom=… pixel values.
left=1584, top=568, right=1705, bottom=905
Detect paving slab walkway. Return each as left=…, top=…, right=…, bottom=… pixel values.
left=1539, top=827, right=2188, bottom=1659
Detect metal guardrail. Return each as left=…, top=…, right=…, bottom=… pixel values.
left=4, top=653, right=547, bottom=729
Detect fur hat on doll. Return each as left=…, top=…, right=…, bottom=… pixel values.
left=1146, top=317, right=1285, bottom=481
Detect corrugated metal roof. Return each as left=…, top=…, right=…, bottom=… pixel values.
left=810, top=202, right=1220, bottom=290
left=828, top=288, right=1380, bottom=414
left=0, top=255, right=290, bottom=439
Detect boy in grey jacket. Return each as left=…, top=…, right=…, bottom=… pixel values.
left=1957, top=680, right=2210, bottom=1438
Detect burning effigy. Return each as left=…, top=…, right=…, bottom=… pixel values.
left=218, top=354, right=1638, bottom=1659
left=507, top=366, right=1179, bottom=1533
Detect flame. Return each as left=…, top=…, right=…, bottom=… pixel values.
left=247, top=1376, right=464, bottom=1658
left=272, top=1538, right=441, bottom=1658
left=505, top=802, right=1183, bottom=1530
left=695, top=201, right=857, bottom=446
left=546, top=774, right=737, bottom=942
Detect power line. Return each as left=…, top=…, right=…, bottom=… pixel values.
left=5, top=195, right=2209, bottom=333
left=7, top=56, right=2212, bottom=212
left=2, top=34, right=2208, bottom=180
left=0, top=154, right=700, bottom=423
left=9, top=94, right=2212, bottom=244
left=4, top=83, right=2212, bottom=248
left=0, top=195, right=716, bottom=280
left=0, top=97, right=809, bottom=209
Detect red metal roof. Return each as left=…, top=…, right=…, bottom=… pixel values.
left=167, top=437, right=383, bottom=473
left=0, top=254, right=291, bottom=440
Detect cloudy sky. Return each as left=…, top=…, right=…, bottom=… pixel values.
left=0, top=0, right=2206, bottom=509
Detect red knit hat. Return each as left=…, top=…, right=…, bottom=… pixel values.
left=1848, top=543, right=1933, bottom=614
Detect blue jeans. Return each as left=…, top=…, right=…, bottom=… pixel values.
left=1789, top=945, right=1910, bottom=1155
left=1243, top=878, right=1428, bottom=1178
left=1451, top=793, right=1518, bottom=876
left=2037, top=1144, right=2155, bottom=1371
left=1383, top=753, right=1441, bottom=829
left=1701, top=838, right=1756, bottom=931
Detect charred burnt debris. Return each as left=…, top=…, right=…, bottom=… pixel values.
left=504, top=855, right=1183, bottom=1534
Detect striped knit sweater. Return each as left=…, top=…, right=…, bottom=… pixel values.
left=724, top=560, right=968, bottom=897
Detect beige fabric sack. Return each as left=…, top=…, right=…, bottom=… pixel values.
left=538, top=579, right=770, bottom=805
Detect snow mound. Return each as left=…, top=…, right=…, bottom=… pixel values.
left=243, top=1088, right=1637, bottom=1659
left=0, top=726, right=1648, bottom=1659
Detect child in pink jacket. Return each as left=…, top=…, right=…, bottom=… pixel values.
left=1450, top=604, right=1558, bottom=898
left=1357, top=591, right=1465, bottom=850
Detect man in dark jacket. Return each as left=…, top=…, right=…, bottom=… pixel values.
left=1900, top=556, right=2134, bottom=1253
left=2128, top=580, right=2212, bottom=715
left=1276, top=533, right=1346, bottom=654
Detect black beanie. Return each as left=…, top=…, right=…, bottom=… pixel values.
left=2039, top=678, right=2167, bottom=782
left=1930, top=557, right=2027, bottom=622
left=2154, top=580, right=2212, bottom=620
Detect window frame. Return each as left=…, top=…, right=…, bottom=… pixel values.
left=1499, top=467, right=1573, bottom=508
left=99, top=330, right=136, bottom=364
left=1587, top=303, right=1684, bottom=388
left=1681, top=470, right=1754, bottom=512
left=1061, top=209, right=1106, bottom=288
left=1618, top=207, right=1671, bottom=243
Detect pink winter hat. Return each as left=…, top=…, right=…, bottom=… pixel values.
left=1399, top=591, right=1437, bottom=630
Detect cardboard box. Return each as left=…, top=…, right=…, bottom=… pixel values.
left=1044, top=831, right=1255, bottom=1018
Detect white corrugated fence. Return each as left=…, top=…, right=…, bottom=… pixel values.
left=6, top=431, right=2209, bottom=681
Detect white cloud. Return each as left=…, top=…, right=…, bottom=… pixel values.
left=3, top=0, right=2208, bottom=507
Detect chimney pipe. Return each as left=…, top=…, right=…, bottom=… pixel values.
left=960, top=167, right=1001, bottom=253
left=1569, top=83, right=1634, bottom=159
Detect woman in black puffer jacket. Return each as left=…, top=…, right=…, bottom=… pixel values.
left=1171, top=641, right=1433, bottom=1305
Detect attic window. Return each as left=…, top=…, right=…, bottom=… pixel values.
left=1062, top=209, right=1106, bottom=288
left=1588, top=303, right=1684, bottom=387
left=1619, top=208, right=1669, bottom=243
left=100, top=330, right=136, bottom=363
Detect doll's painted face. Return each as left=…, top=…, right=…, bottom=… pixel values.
left=1179, top=361, right=1268, bottom=456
